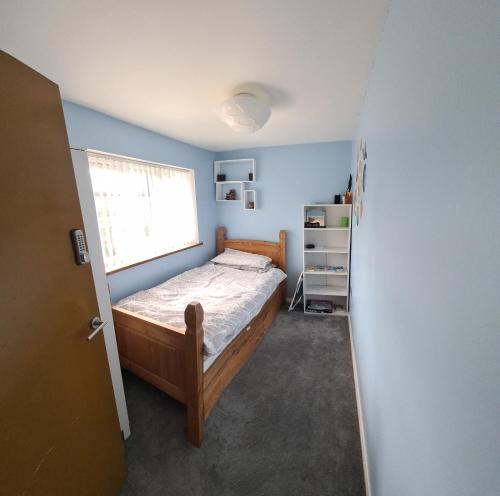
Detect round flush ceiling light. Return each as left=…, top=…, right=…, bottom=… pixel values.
left=219, top=93, right=271, bottom=133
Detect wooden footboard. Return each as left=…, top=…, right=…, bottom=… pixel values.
left=112, top=308, right=189, bottom=403
left=112, top=227, right=286, bottom=446
left=112, top=303, right=205, bottom=446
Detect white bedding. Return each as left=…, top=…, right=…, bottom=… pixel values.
left=115, top=263, right=286, bottom=365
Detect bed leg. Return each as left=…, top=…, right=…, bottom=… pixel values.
left=184, top=301, right=204, bottom=447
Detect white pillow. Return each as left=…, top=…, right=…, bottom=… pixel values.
left=211, top=248, right=272, bottom=269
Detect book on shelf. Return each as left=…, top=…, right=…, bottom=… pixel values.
left=305, top=265, right=345, bottom=272
left=305, top=300, right=346, bottom=314
left=306, top=299, right=333, bottom=313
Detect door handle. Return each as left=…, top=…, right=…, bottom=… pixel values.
left=87, top=316, right=108, bottom=341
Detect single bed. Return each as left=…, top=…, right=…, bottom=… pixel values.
left=112, top=227, right=286, bottom=446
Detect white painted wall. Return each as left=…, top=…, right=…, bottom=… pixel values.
left=349, top=1, right=500, bottom=494
left=71, top=148, right=130, bottom=439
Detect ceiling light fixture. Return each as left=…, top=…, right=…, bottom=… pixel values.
left=219, top=93, right=271, bottom=133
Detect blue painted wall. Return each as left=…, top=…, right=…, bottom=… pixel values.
left=215, top=142, right=352, bottom=296
left=349, top=1, right=500, bottom=495
left=63, top=101, right=351, bottom=300
left=62, top=102, right=217, bottom=302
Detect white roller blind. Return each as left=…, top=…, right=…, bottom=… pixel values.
left=87, top=151, right=199, bottom=272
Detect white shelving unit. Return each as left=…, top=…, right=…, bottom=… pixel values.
left=304, top=227, right=349, bottom=231
left=214, top=159, right=256, bottom=205
left=302, top=204, right=352, bottom=316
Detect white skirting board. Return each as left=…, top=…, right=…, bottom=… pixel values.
left=348, top=314, right=372, bottom=496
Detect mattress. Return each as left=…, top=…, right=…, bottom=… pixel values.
left=115, top=262, right=286, bottom=369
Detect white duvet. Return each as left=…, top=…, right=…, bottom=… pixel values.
left=115, top=263, right=286, bottom=359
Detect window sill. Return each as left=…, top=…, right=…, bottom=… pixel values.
left=105, top=242, right=204, bottom=275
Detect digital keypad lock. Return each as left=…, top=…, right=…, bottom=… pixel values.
left=70, top=229, right=90, bottom=265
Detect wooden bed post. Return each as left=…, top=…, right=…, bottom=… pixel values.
left=184, top=302, right=204, bottom=447
left=278, top=230, right=286, bottom=271
left=216, top=226, right=226, bottom=255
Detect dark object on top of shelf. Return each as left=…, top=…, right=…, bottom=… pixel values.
left=304, top=222, right=325, bottom=228
left=334, top=194, right=342, bottom=204
left=347, top=174, right=352, bottom=192
left=217, top=174, right=226, bottom=182
left=344, top=173, right=353, bottom=204
left=305, top=244, right=315, bottom=249
left=248, top=172, right=253, bottom=181
left=225, top=189, right=237, bottom=201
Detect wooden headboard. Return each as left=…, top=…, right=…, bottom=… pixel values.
left=216, top=227, right=286, bottom=272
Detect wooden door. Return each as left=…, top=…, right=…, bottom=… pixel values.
left=0, top=52, right=125, bottom=495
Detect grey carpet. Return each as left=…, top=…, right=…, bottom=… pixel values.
left=119, top=310, right=365, bottom=496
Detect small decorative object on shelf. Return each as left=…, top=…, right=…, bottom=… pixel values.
left=217, top=174, right=226, bottom=182
left=247, top=201, right=255, bottom=209
left=248, top=172, right=253, bottom=181
left=305, top=243, right=315, bottom=249
left=340, top=216, right=349, bottom=227
left=225, top=189, right=237, bottom=201
left=304, top=208, right=326, bottom=228
left=334, top=194, right=342, bottom=204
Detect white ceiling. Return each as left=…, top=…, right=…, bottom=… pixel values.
left=0, top=0, right=387, bottom=151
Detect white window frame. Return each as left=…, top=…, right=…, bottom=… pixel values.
left=87, top=150, right=201, bottom=274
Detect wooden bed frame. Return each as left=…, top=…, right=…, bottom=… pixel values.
left=112, top=227, right=286, bottom=446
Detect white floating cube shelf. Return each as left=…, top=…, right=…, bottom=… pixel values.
left=243, top=189, right=257, bottom=210
left=215, top=182, right=244, bottom=202
left=214, top=158, right=256, bottom=183
left=214, top=158, right=257, bottom=206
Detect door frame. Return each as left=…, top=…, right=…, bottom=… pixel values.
left=71, top=148, right=131, bottom=439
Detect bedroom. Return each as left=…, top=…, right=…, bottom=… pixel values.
left=0, top=1, right=498, bottom=496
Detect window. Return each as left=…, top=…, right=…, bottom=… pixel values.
left=88, top=151, right=200, bottom=273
